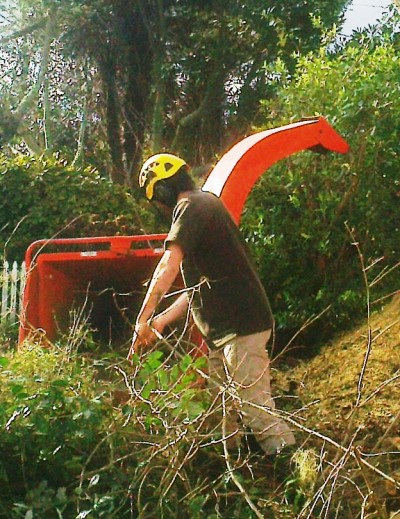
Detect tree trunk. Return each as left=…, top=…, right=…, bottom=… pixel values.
left=115, top=0, right=155, bottom=186
left=43, top=76, right=53, bottom=153
left=100, top=54, right=125, bottom=184
left=150, top=0, right=166, bottom=154
left=0, top=6, right=57, bottom=149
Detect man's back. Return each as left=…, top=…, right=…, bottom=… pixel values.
left=166, top=190, right=273, bottom=344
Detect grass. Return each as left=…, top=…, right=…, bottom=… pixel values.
left=274, top=295, right=400, bottom=517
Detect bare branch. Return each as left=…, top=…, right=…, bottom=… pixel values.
left=14, top=7, right=58, bottom=122
left=345, top=223, right=372, bottom=407
left=0, top=18, right=46, bottom=45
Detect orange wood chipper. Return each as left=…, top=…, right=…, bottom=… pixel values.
left=18, top=117, right=349, bottom=347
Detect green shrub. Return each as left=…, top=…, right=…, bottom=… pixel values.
left=241, top=38, right=400, bottom=349
left=0, top=155, right=158, bottom=262
left=1, top=331, right=299, bottom=518
left=0, top=343, right=112, bottom=517
left=0, top=337, right=232, bottom=517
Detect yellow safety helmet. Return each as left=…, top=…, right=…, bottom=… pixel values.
left=139, top=153, right=187, bottom=200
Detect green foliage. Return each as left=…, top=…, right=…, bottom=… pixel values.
left=0, top=0, right=349, bottom=178
left=242, top=35, right=400, bottom=348
left=1, top=302, right=398, bottom=518
left=0, top=342, right=111, bottom=517
left=128, top=350, right=209, bottom=423
left=0, top=335, right=275, bottom=518
left=0, top=154, right=156, bottom=261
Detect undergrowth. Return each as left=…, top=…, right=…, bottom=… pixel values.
left=0, top=297, right=399, bottom=518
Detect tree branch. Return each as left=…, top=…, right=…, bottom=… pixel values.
left=43, top=75, right=53, bottom=153
left=14, top=7, right=57, bottom=122
left=0, top=18, right=46, bottom=45
left=171, top=78, right=217, bottom=151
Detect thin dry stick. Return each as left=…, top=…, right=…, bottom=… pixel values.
left=360, top=490, right=373, bottom=519
left=229, top=392, right=400, bottom=490
left=321, top=430, right=361, bottom=519
left=2, top=216, right=28, bottom=260
left=299, top=430, right=360, bottom=519
left=159, top=440, right=199, bottom=499
left=360, top=370, right=400, bottom=408
left=220, top=390, right=265, bottom=519
left=370, top=260, right=400, bottom=287
left=345, top=223, right=372, bottom=408
left=372, top=407, right=400, bottom=452
left=26, top=214, right=91, bottom=267
left=372, top=289, right=400, bottom=305
left=272, top=304, right=332, bottom=363
left=354, top=447, right=389, bottom=519
left=370, top=318, right=400, bottom=344
left=76, top=431, right=118, bottom=515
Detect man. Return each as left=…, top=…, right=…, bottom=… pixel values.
left=129, top=152, right=295, bottom=455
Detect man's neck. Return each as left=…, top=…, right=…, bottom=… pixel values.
left=177, top=190, right=192, bottom=202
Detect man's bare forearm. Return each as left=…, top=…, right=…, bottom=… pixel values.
left=153, top=292, right=189, bottom=330
left=136, top=244, right=183, bottom=325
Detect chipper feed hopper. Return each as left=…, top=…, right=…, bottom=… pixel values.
left=18, top=117, right=349, bottom=345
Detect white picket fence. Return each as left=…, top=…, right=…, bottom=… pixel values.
left=1, top=261, right=26, bottom=325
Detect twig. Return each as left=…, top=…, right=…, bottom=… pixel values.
left=359, top=370, right=400, bottom=408
left=370, top=261, right=400, bottom=287
left=300, top=430, right=360, bottom=519
left=2, top=216, right=28, bottom=261
left=345, top=223, right=372, bottom=407
left=220, top=390, right=265, bottom=519
left=272, top=304, right=332, bottom=363
left=354, top=447, right=389, bottom=519
left=372, top=407, right=400, bottom=452
left=370, top=318, right=400, bottom=343
left=321, top=430, right=360, bottom=519
left=372, top=290, right=400, bottom=305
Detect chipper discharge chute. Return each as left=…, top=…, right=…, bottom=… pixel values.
left=19, top=117, right=349, bottom=345
left=202, top=116, right=349, bottom=223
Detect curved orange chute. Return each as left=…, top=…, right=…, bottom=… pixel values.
left=202, top=117, right=349, bottom=224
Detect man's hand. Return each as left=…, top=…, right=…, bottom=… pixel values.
left=127, top=320, right=164, bottom=360
left=127, top=244, right=183, bottom=361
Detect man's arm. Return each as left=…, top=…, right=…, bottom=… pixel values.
left=152, top=292, right=189, bottom=334
left=128, top=243, right=184, bottom=357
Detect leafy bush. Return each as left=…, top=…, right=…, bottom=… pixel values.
left=1, top=311, right=397, bottom=518
left=241, top=36, right=400, bottom=349
left=0, top=342, right=111, bottom=517
left=0, top=155, right=158, bottom=262
left=2, top=337, right=278, bottom=518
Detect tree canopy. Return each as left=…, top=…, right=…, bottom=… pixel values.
left=1, top=0, right=350, bottom=183
left=1, top=2, right=399, bottom=345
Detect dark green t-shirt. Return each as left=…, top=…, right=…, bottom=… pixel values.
left=165, top=190, right=273, bottom=344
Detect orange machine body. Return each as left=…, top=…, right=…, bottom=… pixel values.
left=19, top=117, right=348, bottom=344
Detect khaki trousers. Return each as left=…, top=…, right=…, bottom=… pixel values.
left=208, top=330, right=295, bottom=455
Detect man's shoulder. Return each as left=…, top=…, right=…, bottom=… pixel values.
left=171, top=191, right=229, bottom=232
left=174, top=190, right=217, bottom=212
left=189, top=190, right=223, bottom=210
